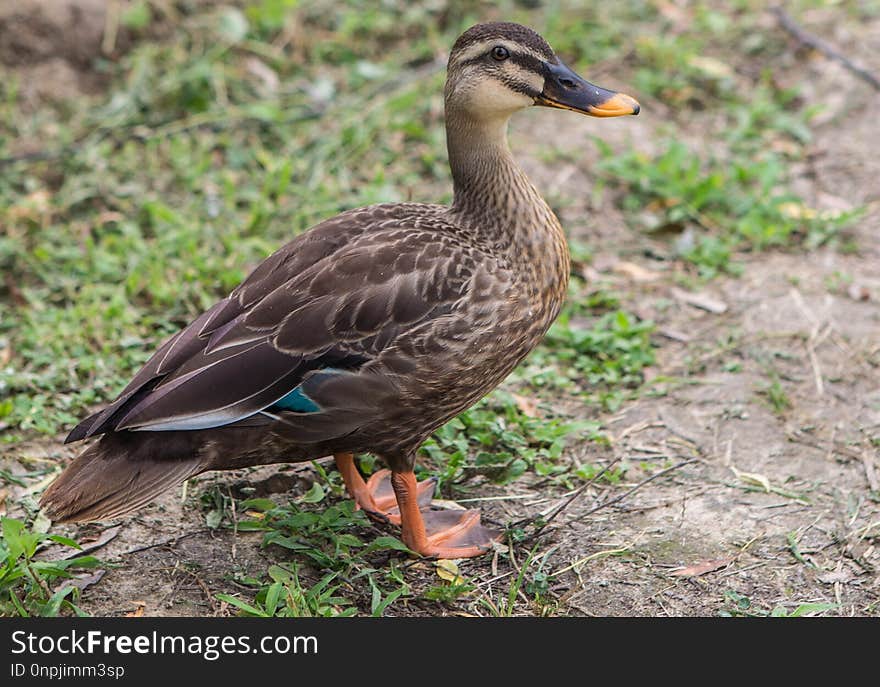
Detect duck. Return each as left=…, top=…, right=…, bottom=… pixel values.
left=41, top=22, right=639, bottom=559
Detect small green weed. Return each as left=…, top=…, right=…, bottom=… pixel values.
left=0, top=517, right=101, bottom=617
left=477, top=547, right=554, bottom=616
left=219, top=563, right=356, bottom=617
left=544, top=310, right=655, bottom=389
left=239, top=498, right=409, bottom=571
left=720, top=589, right=838, bottom=617
left=200, top=484, right=235, bottom=530
left=598, top=139, right=860, bottom=279
left=217, top=496, right=411, bottom=616
left=769, top=603, right=839, bottom=617
left=420, top=391, right=605, bottom=488
left=520, top=309, right=656, bottom=411
left=758, top=375, right=793, bottom=416
left=423, top=581, right=476, bottom=604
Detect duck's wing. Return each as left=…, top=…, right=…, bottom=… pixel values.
left=66, top=208, right=484, bottom=443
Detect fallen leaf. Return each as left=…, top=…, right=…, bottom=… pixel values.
left=817, top=569, right=854, bottom=585
left=97, top=211, right=125, bottom=225
left=31, top=511, right=51, bottom=534
left=654, top=0, right=693, bottom=28
left=769, top=138, right=801, bottom=156
left=125, top=601, right=146, bottom=617
left=436, top=559, right=464, bottom=585
left=646, top=197, right=681, bottom=211
left=847, top=283, right=871, bottom=302
left=612, top=261, right=662, bottom=283
left=687, top=55, right=735, bottom=79
left=670, top=557, right=734, bottom=577
left=511, top=392, right=539, bottom=417
left=489, top=540, right=509, bottom=554
left=26, top=472, right=60, bottom=497
left=674, top=226, right=696, bottom=254
left=26, top=189, right=52, bottom=209
left=779, top=201, right=817, bottom=220
left=245, top=57, right=279, bottom=94
left=77, top=525, right=121, bottom=553
left=657, top=328, right=691, bottom=343
left=430, top=499, right=466, bottom=511
left=7, top=190, right=52, bottom=224
left=45, top=525, right=121, bottom=561
left=731, top=466, right=771, bottom=492
left=671, top=287, right=728, bottom=314
left=56, top=570, right=106, bottom=593
left=578, top=265, right=601, bottom=282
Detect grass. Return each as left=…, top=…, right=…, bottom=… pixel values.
left=214, top=493, right=413, bottom=617
left=720, top=589, right=838, bottom=618
left=0, top=518, right=101, bottom=617
left=526, top=309, right=656, bottom=410
left=757, top=373, right=794, bottom=416
left=419, top=390, right=608, bottom=488
left=597, top=107, right=860, bottom=281
left=0, top=0, right=868, bottom=616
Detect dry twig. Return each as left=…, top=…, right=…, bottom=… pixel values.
left=514, top=457, right=623, bottom=539
left=562, top=459, right=697, bottom=527
left=773, top=6, right=880, bottom=91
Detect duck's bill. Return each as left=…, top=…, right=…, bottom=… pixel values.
left=536, top=60, right=640, bottom=117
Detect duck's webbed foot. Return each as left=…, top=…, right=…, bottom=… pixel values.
left=334, top=454, right=500, bottom=558
left=334, top=454, right=434, bottom=525
left=390, top=470, right=501, bottom=559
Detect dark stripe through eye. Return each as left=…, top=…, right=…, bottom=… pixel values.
left=460, top=50, right=543, bottom=75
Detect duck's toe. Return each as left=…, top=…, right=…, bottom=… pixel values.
left=338, top=460, right=501, bottom=558
left=335, top=454, right=435, bottom=525
left=408, top=508, right=502, bottom=559
left=361, top=469, right=436, bottom=524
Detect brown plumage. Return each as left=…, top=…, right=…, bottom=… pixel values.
left=41, top=22, right=638, bottom=558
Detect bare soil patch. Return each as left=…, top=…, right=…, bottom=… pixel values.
left=0, top=0, right=116, bottom=104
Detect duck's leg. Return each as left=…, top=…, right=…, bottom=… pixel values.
left=390, top=470, right=501, bottom=559
left=333, top=453, right=433, bottom=525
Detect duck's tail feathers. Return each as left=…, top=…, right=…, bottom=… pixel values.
left=40, top=432, right=207, bottom=523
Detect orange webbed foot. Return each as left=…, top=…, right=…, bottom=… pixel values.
left=360, top=468, right=436, bottom=525
left=334, top=455, right=433, bottom=525
left=391, top=470, right=501, bottom=559
left=410, top=507, right=502, bottom=558
left=334, top=455, right=501, bottom=558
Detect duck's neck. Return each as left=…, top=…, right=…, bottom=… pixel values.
left=446, top=111, right=546, bottom=232
left=445, top=109, right=570, bottom=293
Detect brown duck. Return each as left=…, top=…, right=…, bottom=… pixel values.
left=41, top=22, right=639, bottom=559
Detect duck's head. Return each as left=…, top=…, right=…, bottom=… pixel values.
left=445, top=22, right=639, bottom=121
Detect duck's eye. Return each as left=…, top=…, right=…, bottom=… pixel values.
left=491, top=46, right=510, bottom=61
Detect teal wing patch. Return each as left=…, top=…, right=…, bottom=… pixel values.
left=271, top=386, right=320, bottom=413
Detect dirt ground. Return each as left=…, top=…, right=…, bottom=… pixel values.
left=3, top=5, right=879, bottom=616
left=0, top=0, right=119, bottom=105
left=500, top=12, right=880, bottom=615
